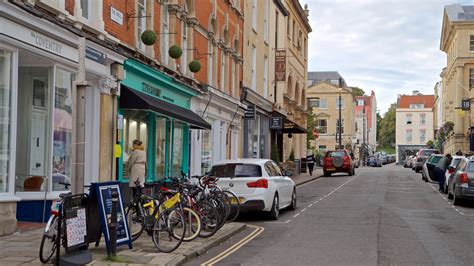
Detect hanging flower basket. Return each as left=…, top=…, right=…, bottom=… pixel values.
left=168, top=45, right=183, bottom=59
left=141, top=30, right=157, bottom=46
left=189, top=60, right=201, bottom=73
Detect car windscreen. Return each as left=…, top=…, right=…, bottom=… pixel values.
left=210, top=164, right=262, bottom=178
left=422, top=150, right=438, bottom=156
left=466, top=162, right=474, bottom=173
left=329, top=151, right=345, bottom=157
left=452, top=158, right=462, bottom=167
left=430, top=156, right=442, bottom=164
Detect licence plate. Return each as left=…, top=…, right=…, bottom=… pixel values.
left=326, top=168, right=335, bottom=171
left=230, top=197, right=245, bottom=205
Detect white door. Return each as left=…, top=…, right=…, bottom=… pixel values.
left=272, top=161, right=291, bottom=205
left=30, top=108, right=47, bottom=176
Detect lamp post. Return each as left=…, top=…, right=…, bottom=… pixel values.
left=338, top=88, right=342, bottom=149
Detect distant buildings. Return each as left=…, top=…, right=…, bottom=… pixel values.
left=354, top=91, right=377, bottom=156
left=395, top=92, right=435, bottom=163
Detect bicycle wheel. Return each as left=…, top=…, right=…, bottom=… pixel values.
left=152, top=207, right=186, bottom=253
left=223, top=190, right=240, bottom=222
left=209, top=194, right=228, bottom=229
left=39, top=216, right=58, bottom=263
left=126, top=205, right=145, bottom=242
left=196, top=200, right=219, bottom=238
left=175, top=207, right=201, bottom=242
left=213, top=192, right=231, bottom=226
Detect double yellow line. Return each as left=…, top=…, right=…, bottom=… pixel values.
left=201, top=224, right=265, bottom=266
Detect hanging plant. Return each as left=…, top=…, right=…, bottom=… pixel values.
left=141, top=30, right=157, bottom=46
left=189, top=60, right=201, bottom=73
left=168, top=45, right=183, bottom=59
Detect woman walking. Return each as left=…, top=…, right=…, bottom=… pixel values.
left=126, top=139, right=147, bottom=194
left=306, top=153, right=315, bottom=176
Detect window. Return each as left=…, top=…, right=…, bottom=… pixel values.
left=410, top=104, right=424, bottom=109
left=156, top=117, right=167, bottom=177
left=231, top=61, right=236, bottom=97
left=271, top=161, right=283, bottom=176
left=210, top=163, right=262, bottom=177
left=309, top=98, right=327, bottom=109
left=470, top=35, right=474, bottom=52
left=406, top=130, right=412, bottom=142
left=161, top=0, right=169, bottom=64
left=292, top=21, right=296, bottom=41
left=287, top=15, right=291, bottom=38
left=406, top=114, right=412, bottom=125
left=316, top=119, right=327, bottom=134
left=337, top=119, right=344, bottom=134
left=80, top=0, right=90, bottom=19
left=208, top=41, right=213, bottom=85
left=251, top=45, right=256, bottom=90
left=336, top=98, right=344, bottom=109
left=420, top=130, right=426, bottom=143
left=263, top=0, right=269, bottom=42
left=181, top=14, right=188, bottom=75
left=137, top=0, right=146, bottom=51
left=220, top=50, right=225, bottom=90
left=264, top=162, right=276, bottom=176
left=252, top=0, right=257, bottom=31
left=263, top=56, right=268, bottom=98
left=318, top=145, right=327, bottom=152
left=470, top=68, right=474, bottom=88
left=172, top=123, right=184, bottom=177
left=357, top=99, right=365, bottom=106
left=0, top=50, right=12, bottom=193
left=420, top=114, right=426, bottom=125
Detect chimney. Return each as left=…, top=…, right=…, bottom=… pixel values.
left=304, top=4, right=309, bottom=17
left=412, top=90, right=420, bottom=95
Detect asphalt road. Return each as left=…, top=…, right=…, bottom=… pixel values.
left=187, top=164, right=474, bottom=266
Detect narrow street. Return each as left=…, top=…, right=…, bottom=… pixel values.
left=189, top=165, right=474, bottom=265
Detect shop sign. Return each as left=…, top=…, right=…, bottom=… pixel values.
left=270, top=117, right=283, bottom=129
left=86, top=46, right=107, bottom=65
left=111, top=7, right=124, bottom=25
left=117, top=114, right=124, bottom=130
left=462, top=99, right=471, bottom=111
left=284, top=121, right=295, bottom=129
left=244, top=104, right=256, bottom=119
left=0, top=18, right=79, bottom=62
left=143, top=82, right=161, bottom=97
left=275, top=49, right=286, bottom=81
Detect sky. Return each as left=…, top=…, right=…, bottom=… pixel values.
left=306, top=0, right=472, bottom=114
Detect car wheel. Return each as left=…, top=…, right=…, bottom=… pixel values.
left=268, top=194, right=279, bottom=220
left=323, top=171, right=330, bottom=177
left=288, top=188, right=297, bottom=210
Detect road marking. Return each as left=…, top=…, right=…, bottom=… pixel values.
left=201, top=224, right=264, bottom=266
left=427, top=183, right=472, bottom=217
left=301, top=208, right=307, bottom=212
left=308, top=203, right=313, bottom=207
left=293, top=213, right=300, bottom=218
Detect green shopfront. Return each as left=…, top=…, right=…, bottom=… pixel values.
left=119, top=60, right=210, bottom=182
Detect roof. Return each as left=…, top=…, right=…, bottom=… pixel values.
left=445, top=4, right=474, bottom=22
left=307, top=71, right=347, bottom=87
left=397, top=95, right=435, bottom=109
left=213, top=158, right=271, bottom=166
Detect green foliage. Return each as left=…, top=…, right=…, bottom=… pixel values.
left=378, top=103, right=396, bottom=148
left=189, top=60, right=201, bottom=73
left=105, top=255, right=131, bottom=263
left=351, top=87, right=365, bottom=97
left=169, top=45, right=183, bottom=59
left=288, top=148, right=295, bottom=161
left=271, top=143, right=280, bottom=164
left=141, top=30, right=157, bottom=46
left=426, top=140, right=434, bottom=148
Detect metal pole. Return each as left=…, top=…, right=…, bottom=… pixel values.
left=339, top=91, right=342, bottom=149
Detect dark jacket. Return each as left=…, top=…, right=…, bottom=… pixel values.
left=306, top=154, right=315, bottom=164
left=436, top=156, right=451, bottom=172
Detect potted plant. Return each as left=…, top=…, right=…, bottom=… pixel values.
left=188, top=60, right=201, bottom=73
left=141, top=30, right=157, bottom=46
left=168, top=45, right=183, bottom=59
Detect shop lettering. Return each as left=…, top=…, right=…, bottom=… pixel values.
left=143, top=83, right=161, bottom=97
left=31, top=32, right=63, bottom=54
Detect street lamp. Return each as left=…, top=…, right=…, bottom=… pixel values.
left=338, top=87, right=342, bottom=149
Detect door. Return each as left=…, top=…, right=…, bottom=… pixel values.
left=29, top=109, right=47, bottom=176
left=271, top=161, right=292, bottom=205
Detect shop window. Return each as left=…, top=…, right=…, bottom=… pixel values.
left=201, top=123, right=213, bottom=175
left=0, top=50, right=12, bottom=193
left=52, top=68, right=74, bottom=191
left=172, top=123, right=184, bottom=177
left=156, top=117, right=167, bottom=178
left=122, top=112, right=149, bottom=180
left=252, top=116, right=260, bottom=158
left=16, top=67, right=52, bottom=192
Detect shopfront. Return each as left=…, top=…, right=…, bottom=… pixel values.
left=241, top=87, right=272, bottom=159
left=119, top=60, right=210, bottom=182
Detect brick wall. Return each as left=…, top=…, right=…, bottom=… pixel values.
left=103, top=0, right=136, bottom=47
left=65, top=0, right=74, bottom=15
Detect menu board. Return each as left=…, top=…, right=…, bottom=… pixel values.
left=66, top=208, right=87, bottom=247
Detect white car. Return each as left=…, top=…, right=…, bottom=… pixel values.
left=211, top=158, right=297, bottom=220
left=444, top=156, right=465, bottom=193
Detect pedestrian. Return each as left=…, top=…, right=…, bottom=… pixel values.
left=306, top=152, right=315, bottom=176
left=125, top=139, right=147, bottom=195
left=435, top=153, right=452, bottom=192
left=456, top=150, right=463, bottom=156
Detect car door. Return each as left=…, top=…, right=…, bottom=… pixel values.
left=271, top=161, right=292, bottom=206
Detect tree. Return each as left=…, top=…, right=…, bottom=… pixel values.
left=378, top=103, right=396, bottom=148
left=350, top=87, right=365, bottom=97
left=376, top=112, right=382, bottom=143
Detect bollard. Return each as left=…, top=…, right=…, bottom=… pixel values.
left=108, top=191, right=119, bottom=257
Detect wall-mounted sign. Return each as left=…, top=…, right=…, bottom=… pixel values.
left=86, top=46, right=107, bottom=65
left=275, top=49, right=286, bottom=82
left=284, top=121, right=295, bottom=129
left=111, top=7, right=124, bottom=25
left=270, top=117, right=283, bottom=129
left=244, top=104, right=256, bottom=119
left=462, top=99, right=471, bottom=111
left=143, top=83, right=161, bottom=97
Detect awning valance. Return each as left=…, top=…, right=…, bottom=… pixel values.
left=120, top=85, right=211, bottom=130
left=271, top=111, right=307, bottom=134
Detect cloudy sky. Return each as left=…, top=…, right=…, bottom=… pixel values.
left=306, top=0, right=471, bottom=114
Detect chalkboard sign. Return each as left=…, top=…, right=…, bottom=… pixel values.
left=91, top=181, right=132, bottom=252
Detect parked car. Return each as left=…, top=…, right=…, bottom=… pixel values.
left=323, top=149, right=355, bottom=176
left=444, top=156, right=465, bottom=193
left=447, top=157, right=474, bottom=205
left=411, top=153, right=418, bottom=170
left=404, top=156, right=413, bottom=168
left=367, top=156, right=382, bottom=167
left=379, top=155, right=388, bottom=165
left=211, top=159, right=296, bottom=220
left=414, top=149, right=440, bottom=173
left=421, top=154, right=443, bottom=182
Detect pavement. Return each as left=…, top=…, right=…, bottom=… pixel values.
left=0, top=172, right=315, bottom=266
left=188, top=164, right=474, bottom=265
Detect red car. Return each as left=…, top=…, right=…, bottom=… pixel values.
left=323, top=149, right=356, bottom=176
